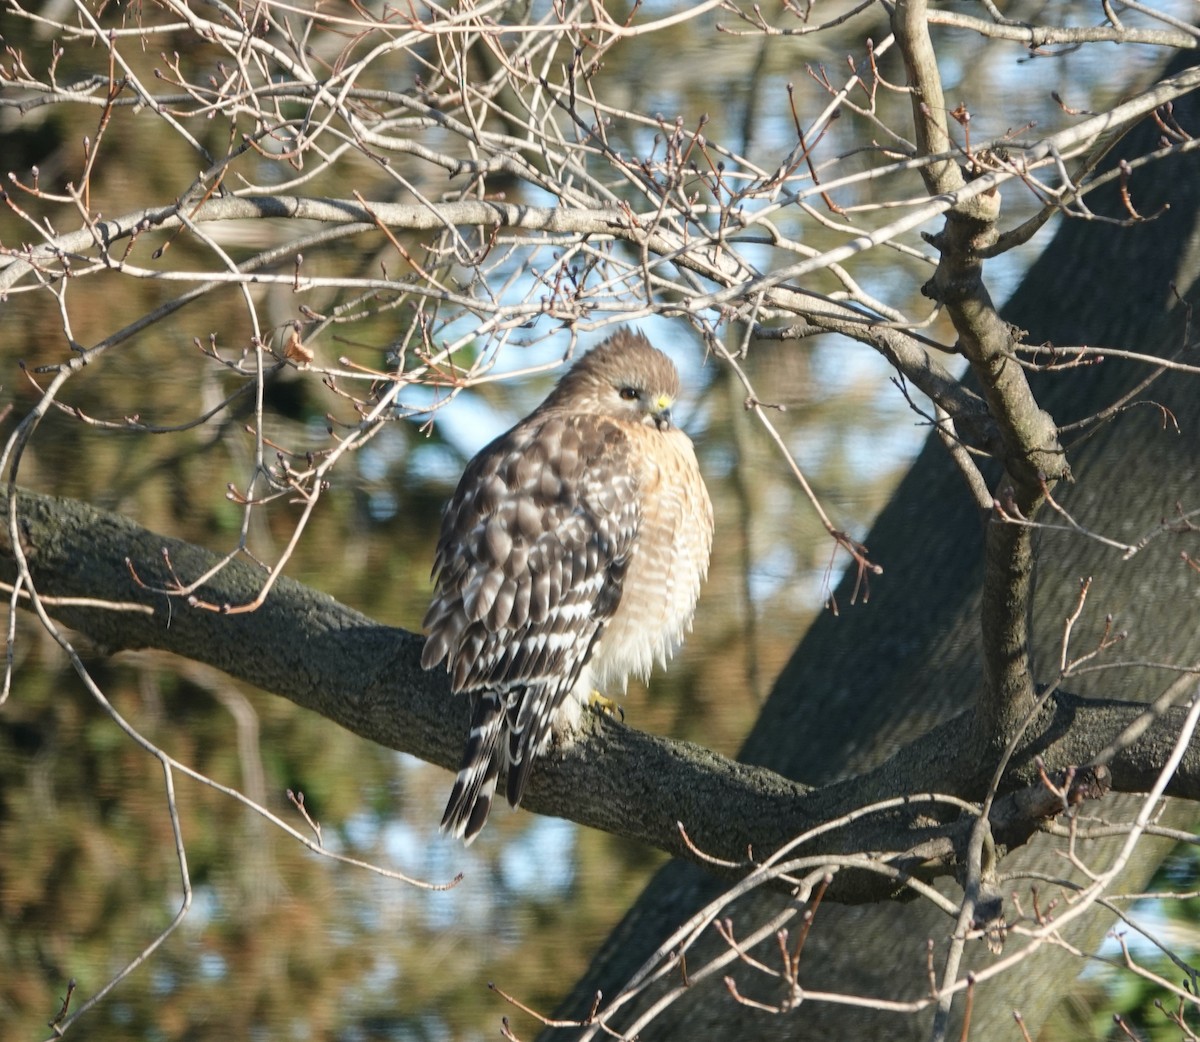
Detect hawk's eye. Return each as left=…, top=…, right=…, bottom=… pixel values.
left=618, top=386, right=640, bottom=401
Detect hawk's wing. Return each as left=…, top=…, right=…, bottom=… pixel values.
left=421, top=411, right=640, bottom=840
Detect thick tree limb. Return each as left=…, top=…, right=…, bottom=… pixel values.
left=2, top=486, right=1197, bottom=902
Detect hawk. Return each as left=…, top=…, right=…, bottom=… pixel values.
left=421, top=328, right=714, bottom=842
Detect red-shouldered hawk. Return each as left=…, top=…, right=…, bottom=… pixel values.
left=421, top=328, right=713, bottom=842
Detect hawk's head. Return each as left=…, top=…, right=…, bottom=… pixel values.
left=546, top=327, right=682, bottom=431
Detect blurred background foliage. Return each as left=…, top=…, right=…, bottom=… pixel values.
left=1, top=1, right=1197, bottom=1039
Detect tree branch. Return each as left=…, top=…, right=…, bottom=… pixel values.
left=927, top=9, right=1200, bottom=50
left=3, top=486, right=1198, bottom=902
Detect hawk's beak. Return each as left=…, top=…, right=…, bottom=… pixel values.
left=652, top=393, right=673, bottom=431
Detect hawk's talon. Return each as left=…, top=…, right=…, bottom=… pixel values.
left=588, top=691, right=625, bottom=722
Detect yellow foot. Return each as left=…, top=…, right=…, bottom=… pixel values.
left=587, top=690, right=625, bottom=722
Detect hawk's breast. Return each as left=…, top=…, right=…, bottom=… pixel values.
left=589, top=424, right=713, bottom=690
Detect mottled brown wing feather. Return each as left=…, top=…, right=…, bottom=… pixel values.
left=423, top=411, right=641, bottom=839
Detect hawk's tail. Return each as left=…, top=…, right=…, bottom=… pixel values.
left=442, top=684, right=557, bottom=843
left=441, top=691, right=505, bottom=844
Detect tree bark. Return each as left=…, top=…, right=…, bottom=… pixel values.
left=5, top=486, right=1193, bottom=893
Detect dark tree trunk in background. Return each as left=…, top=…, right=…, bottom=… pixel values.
left=549, top=52, right=1200, bottom=1041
